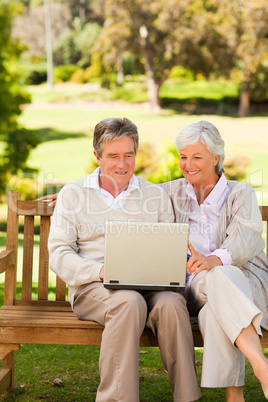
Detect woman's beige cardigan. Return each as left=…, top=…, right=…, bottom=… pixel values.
left=161, top=178, right=268, bottom=330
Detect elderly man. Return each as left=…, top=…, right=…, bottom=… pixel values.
left=47, top=117, right=201, bottom=402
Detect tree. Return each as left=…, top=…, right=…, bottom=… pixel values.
left=94, top=0, right=233, bottom=111
left=0, top=3, right=30, bottom=132
left=0, top=2, right=40, bottom=196
left=218, top=0, right=268, bottom=116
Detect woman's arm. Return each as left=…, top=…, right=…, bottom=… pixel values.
left=218, top=184, right=264, bottom=267
left=37, top=193, right=58, bottom=208
left=187, top=242, right=222, bottom=275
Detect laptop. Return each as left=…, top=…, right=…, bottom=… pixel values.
left=103, top=221, right=189, bottom=292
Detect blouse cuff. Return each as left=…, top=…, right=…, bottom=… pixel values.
left=209, top=248, right=233, bottom=266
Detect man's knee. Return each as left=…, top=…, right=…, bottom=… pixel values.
left=150, top=291, right=187, bottom=317
left=114, top=290, right=147, bottom=320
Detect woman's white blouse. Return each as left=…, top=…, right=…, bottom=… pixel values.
left=186, top=174, right=232, bottom=265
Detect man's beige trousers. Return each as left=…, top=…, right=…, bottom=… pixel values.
left=73, top=282, right=201, bottom=401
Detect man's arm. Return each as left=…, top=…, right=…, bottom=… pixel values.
left=48, top=187, right=103, bottom=287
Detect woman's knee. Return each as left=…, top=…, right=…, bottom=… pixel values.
left=208, top=265, right=249, bottom=290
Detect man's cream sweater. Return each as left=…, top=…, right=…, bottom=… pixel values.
left=48, top=176, right=174, bottom=306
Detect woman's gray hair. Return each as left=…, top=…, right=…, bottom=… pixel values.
left=93, top=117, right=139, bottom=157
left=175, top=120, right=225, bottom=175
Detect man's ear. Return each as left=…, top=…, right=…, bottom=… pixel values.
left=93, top=150, right=101, bottom=165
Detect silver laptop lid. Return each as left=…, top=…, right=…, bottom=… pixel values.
left=104, top=221, right=189, bottom=291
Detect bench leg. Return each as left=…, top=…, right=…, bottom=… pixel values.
left=0, top=345, right=20, bottom=395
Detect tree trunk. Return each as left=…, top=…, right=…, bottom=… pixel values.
left=79, top=0, right=86, bottom=21
left=146, top=74, right=161, bottom=112
left=139, top=24, right=161, bottom=112
left=238, top=81, right=251, bottom=117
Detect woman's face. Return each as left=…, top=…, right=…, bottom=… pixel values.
left=179, top=142, right=220, bottom=190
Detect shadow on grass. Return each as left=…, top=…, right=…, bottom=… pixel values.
left=34, top=127, right=89, bottom=143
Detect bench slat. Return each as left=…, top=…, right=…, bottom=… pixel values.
left=38, top=216, right=50, bottom=300
left=14, top=299, right=69, bottom=307
left=21, top=216, right=34, bottom=300
left=4, top=192, right=19, bottom=306
left=56, top=276, right=67, bottom=301
left=17, top=201, right=53, bottom=217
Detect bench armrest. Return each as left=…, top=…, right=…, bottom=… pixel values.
left=0, top=250, right=16, bottom=274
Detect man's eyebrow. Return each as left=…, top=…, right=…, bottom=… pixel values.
left=106, top=151, right=135, bottom=156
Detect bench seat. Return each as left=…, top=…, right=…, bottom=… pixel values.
left=0, top=304, right=204, bottom=347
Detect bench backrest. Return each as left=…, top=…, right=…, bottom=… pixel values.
left=4, top=191, right=67, bottom=307
left=3, top=191, right=268, bottom=307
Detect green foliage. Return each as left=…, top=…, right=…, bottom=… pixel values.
left=54, top=64, right=80, bottom=83
left=2, top=128, right=40, bottom=174
left=25, top=64, right=47, bottom=85
left=0, top=3, right=40, bottom=197
left=169, top=66, right=194, bottom=80
left=74, top=21, right=102, bottom=67
left=0, top=3, right=31, bottom=132
left=0, top=128, right=40, bottom=197
left=110, top=81, right=148, bottom=102
left=7, top=176, right=39, bottom=201
left=53, top=32, right=80, bottom=66
left=100, top=73, right=118, bottom=89
left=144, top=143, right=183, bottom=184
left=70, top=54, right=103, bottom=83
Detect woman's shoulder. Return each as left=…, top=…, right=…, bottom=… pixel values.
left=227, top=180, right=256, bottom=196
left=159, top=178, right=188, bottom=196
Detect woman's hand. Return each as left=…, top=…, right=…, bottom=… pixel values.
left=37, top=193, right=58, bottom=208
left=187, top=242, right=222, bottom=275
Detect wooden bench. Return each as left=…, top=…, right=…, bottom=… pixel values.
left=0, top=191, right=267, bottom=395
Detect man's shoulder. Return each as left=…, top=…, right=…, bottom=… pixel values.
left=58, top=177, right=87, bottom=201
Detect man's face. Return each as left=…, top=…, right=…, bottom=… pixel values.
left=94, top=136, right=136, bottom=196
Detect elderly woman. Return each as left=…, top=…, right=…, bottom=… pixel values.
left=161, top=120, right=268, bottom=401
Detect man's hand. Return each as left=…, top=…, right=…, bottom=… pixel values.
left=187, top=242, right=222, bottom=275
left=37, top=193, right=58, bottom=208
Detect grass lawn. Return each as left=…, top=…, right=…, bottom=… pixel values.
left=0, top=337, right=266, bottom=400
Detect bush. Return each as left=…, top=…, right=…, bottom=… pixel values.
left=100, top=73, right=118, bottom=89
left=54, top=65, right=80, bottom=83
left=223, top=155, right=251, bottom=181
left=70, top=69, right=87, bottom=83
left=6, top=176, right=40, bottom=201
left=25, top=65, right=47, bottom=85
left=169, top=66, right=194, bottom=80
left=53, top=33, right=80, bottom=66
